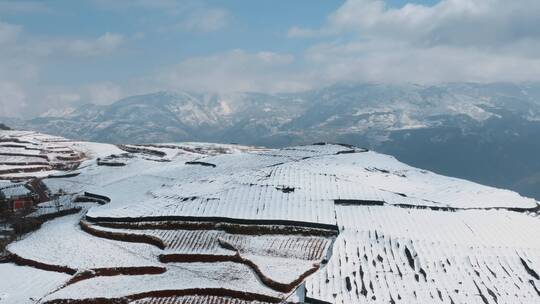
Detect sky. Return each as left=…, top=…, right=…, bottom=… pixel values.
left=1, top=0, right=540, bottom=117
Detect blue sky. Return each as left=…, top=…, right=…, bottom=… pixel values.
left=1, top=0, right=436, bottom=85
left=1, top=0, right=539, bottom=116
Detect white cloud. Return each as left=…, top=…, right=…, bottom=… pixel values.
left=161, top=0, right=540, bottom=94
left=156, top=49, right=307, bottom=93
left=62, top=32, right=125, bottom=57
left=179, top=8, right=230, bottom=33
left=45, top=93, right=81, bottom=104
left=94, top=0, right=230, bottom=33
left=287, top=26, right=319, bottom=38
left=93, top=0, right=182, bottom=11
left=0, top=1, right=49, bottom=14
left=0, top=22, right=125, bottom=58
left=303, top=41, right=540, bottom=84
left=0, top=19, right=126, bottom=116
left=0, top=82, right=26, bottom=116
left=35, top=83, right=124, bottom=116
left=3, top=0, right=540, bottom=117
left=0, top=21, right=22, bottom=44
left=17, top=32, right=126, bottom=58
left=83, top=83, right=124, bottom=105
left=283, top=0, right=540, bottom=85
left=292, top=0, right=540, bottom=47
left=30, top=83, right=125, bottom=117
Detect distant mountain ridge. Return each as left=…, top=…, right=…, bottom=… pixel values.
left=7, top=82, right=540, bottom=200
left=15, top=82, right=540, bottom=143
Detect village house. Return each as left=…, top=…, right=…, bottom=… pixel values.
left=0, top=183, right=38, bottom=212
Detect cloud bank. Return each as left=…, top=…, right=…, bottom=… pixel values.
left=2, top=0, right=540, bottom=117
left=0, top=19, right=126, bottom=116
left=156, top=0, right=540, bottom=94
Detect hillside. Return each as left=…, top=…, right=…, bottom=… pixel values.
left=8, top=82, right=540, bottom=201
left=0, top=131, right=84, bottom=180
left=0, top=131, right=538, bottom=303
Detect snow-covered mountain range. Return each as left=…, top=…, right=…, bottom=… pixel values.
left=7, top=82, right=540, bottom=201
left=13, top=82, right=540, bottom=145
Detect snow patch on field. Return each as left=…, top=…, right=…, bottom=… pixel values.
left=43, top=262, right=284, bottom=302
left=0, top=263, right=69, bottom=304
left=8, top=213, right=161, bottom=270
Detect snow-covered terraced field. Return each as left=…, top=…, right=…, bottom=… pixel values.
left=83, top=223, right=331, bottom=260
left=0, top=155, right=49, bottom=165
left=7, top=213, right=162, bottom=272
left=0, top=131, right=85, bottom=179
left=80, top=220, right=332, bottom=288
left=0, top=132, right=538, bottom=304
left=87, top=191, right=337, bottom=229
left=305, top=205, right=540, bottom=304
left=42, top=262, right=286, bottom=303
left=284, top=151, right=539, bottom=209
left=0, top=263, right=69, bottom=303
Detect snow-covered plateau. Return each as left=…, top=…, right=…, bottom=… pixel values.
left=0, top=130, right=538, bottom=304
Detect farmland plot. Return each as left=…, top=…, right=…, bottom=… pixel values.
left=0, top=133, right=538, bottom=304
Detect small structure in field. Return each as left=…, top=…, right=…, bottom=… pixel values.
left=0, top=183, right=39, bottom=212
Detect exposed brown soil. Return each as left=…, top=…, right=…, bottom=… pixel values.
left=11, top=251, right=166, bottom=284
left=56, top=154, right=84, bottom=161
left=10, top=252, right=77, bottom=274
left=11, top=207, right=81, bottom=235
left=65, top=266, right=167, bottom=286
left=0, top=161, right=49, bottom=166
left=130, top=295, right=276, bottom=304
left=0, top=166, right=51, bottom=175
left=74, top=192, right=110, bottom=205
left=185, top=161, right=216, bottom=168
left=0, top=152, right=49, bottom=160
left=80, top=220, right=166, bottom=249
left=46, top=172, right=81, bottom=178
left=97, top=160, right=126, bottom=167
left=44, top=288, right=283, bottom=304
left=117, top=145, right=167, bottom=158
left=89, top=220, right=337, bottom=237
left=335, top=199, right=540, bottom=213
left=86, top=214, right=339, bottom=233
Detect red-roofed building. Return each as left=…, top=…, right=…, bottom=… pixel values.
left=0, top=183, right=38, bottom=212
